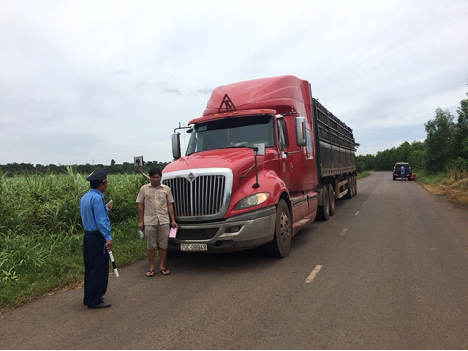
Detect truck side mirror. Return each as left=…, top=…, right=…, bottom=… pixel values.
left=172, top=133, right=181, bottom=160
left=134, top=156, right=144, bottom=167
left=295, top=116, right=306, bottom=146
left=253, top=143, right=266, bottom=156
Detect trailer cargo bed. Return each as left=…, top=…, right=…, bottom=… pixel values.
left=312, top=98, right=356, bottom=178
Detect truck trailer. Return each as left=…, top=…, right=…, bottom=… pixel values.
left=162, top=75, right=357, bottom=257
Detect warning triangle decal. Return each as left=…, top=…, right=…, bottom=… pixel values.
left=218, top=94, right=237, bottom=113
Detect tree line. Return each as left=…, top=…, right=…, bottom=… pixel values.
left=356, top=92, right=468, bottom=175
left=0, top=160, right=169, bottom=177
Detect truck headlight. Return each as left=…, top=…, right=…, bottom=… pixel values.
left=234, top=193, right=270, bottom=210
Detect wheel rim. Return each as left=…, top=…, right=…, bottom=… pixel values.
left=279, top=210, right=291, bottom=246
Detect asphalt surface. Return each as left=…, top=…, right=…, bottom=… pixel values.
left=2, top=171, right=468, bottom=349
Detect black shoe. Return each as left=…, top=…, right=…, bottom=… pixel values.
left=88, top=302, right=111, bottom=309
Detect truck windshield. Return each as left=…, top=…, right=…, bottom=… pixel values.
left=186, top=114, right=275, bottom=155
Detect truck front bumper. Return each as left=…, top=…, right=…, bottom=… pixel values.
left=168, top=206, right=276, bottom=252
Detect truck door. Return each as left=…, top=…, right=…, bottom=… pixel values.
left=278, top=116, right=317, bottom=192
left=277, top=118, right=295, bottom=187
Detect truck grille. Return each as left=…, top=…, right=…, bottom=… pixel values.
left=176, top=228, right=218, bottom=240
left=162, top=169, right=232, bottom=220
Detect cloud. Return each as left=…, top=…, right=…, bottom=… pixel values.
left=1, top=0, right=467, bottom=165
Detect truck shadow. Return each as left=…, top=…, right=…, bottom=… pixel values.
left=167, top=198, right=353, bottom=273
left=166, top=247, right=276, bottom=274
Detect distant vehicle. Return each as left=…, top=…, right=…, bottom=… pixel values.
left=393, top=162, right=412, bottom=180
left=162, top=75, right=357, bottom=258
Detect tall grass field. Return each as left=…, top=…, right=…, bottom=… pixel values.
left=0, top=168, right=148, bottom=310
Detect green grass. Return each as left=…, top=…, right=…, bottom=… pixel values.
left=0, top=170, right=148, bottom=310
left=357, top=170, right=370, bottom=179
left=410, top=169, right=447, bottom=184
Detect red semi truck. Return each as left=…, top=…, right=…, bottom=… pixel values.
left=162, top=75, right=357, bottom=257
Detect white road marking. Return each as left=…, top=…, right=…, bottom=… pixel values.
left=355, top=211, right=360, bottom=215
left=340, top=228, right=348, bottom=236
left=305, top=265, right=322, bottom=283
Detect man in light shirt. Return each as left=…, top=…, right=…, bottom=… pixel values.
left=136, top=168, right=177, bottom=277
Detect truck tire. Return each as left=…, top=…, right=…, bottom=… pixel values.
left=345, top=177, right=353, bottom=199
left=327, top=184, right=335, bottom=216
left=353, top=175, right=357, bottom=195
left=267, top=200, right=292, bottom=258
left=317, top=186, right=330, bottom=221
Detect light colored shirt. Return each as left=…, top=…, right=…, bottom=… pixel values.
left=136, top=183, right=174, bottom=225
left=79, top=188, right=111, bottom=241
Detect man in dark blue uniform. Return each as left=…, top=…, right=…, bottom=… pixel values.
left=79, top=169, right=113, bottom=309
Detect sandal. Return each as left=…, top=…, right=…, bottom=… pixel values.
left=145, top=270, right=155, bottom=277
left=159, top=268, right=170, bottom=276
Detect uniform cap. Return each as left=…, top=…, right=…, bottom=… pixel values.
left=86, top=168, right=108, bottom=182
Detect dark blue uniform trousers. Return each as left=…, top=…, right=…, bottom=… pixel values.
left=83, top=231, right=109, bottom=307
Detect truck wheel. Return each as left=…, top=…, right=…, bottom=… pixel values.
left=327, top=184, right=335, bottom=216
left=317, top=186, right=330, bottom=221
left=353, top=175, right=357, bottom=195
left=267, top=200, right=292, bottom=258
left=345, top=177, right=353, bottom=199
left=351, top=176, right=356, bottom=197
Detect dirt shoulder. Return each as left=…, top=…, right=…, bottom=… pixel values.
left=421, top=179, right=468, bottom=211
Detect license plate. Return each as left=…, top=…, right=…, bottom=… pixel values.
left=180, top=243, right=208, bottom=251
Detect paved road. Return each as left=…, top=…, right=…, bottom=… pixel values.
left=2, top=172, right=468, bottom=349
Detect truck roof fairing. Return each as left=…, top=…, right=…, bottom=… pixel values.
left=202, top=75, right=310, bottom=117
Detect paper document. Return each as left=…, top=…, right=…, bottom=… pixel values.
left=169, top=227, right=177, bottom=238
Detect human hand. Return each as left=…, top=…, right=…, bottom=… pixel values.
left=106, top=200, right=113, bottom=211
left=105, top=240, right=113, bottom=252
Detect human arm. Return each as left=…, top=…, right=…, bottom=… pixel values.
left=168, top=202, right=177, bottom=228
left=137, top=203, right=145, bottom=231
left=93, top=195, right=112, bottom=241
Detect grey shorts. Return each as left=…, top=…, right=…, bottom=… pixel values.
left=145, top=224, right=169, bottom=250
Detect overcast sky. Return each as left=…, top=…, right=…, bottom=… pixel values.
left=1, top=0, right=467, bottom=166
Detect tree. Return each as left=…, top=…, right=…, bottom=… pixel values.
left=454, top=93, right=468, bottom=161
left=375, top=147, right=398, bottom=170
left=408, top=141, right=425, bottom=171
left=399, top=141, right=412, bottom=163
left=424, top=107, right=455, bottom=172
left=355, top=154, right=375, bottom=172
